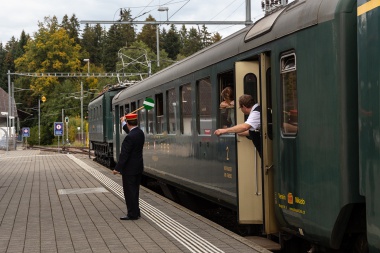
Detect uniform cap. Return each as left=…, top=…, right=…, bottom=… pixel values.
left=125, top=113, right=138, bottom=120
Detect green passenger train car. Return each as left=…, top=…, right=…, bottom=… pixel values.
left=358, top=1, right=380, bottom=252
left=89, top=0, right=380, bottom=251
left=88, top=86, right=124, bottom=167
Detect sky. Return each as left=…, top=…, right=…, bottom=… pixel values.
left=0, top=0, right=267, bottom=44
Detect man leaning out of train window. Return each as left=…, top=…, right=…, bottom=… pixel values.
left=214, top=94, right=262, bottom=157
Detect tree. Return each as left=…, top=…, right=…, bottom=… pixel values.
left=137, top=15, right=158, bottom=53
left=200, top=25, right=212, bottom=48
left=180, top=27, right=202, bottom=57
left=161, top=24, right=181, bottom=60
left=61, top=14, right=81, bottom=45
left=0, top=43, right=6, bottom=90
left=211, top=32, right=222, bottom=43
left=102, top=9, right=136, bottom=72
left=15, top=26, right=81, bottom=93
left=81, top=24, right=105, bottom=65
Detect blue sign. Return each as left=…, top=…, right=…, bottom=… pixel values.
left=22, top=127, right=30, bottom=137
left=54, top=122, right=64, bottom=136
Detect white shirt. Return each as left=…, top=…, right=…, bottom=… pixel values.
left=245, top=103, right=260, bottom=131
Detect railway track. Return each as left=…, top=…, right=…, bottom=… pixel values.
left=28, top=145, right=94, bottom=156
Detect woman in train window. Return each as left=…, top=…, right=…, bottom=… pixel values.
left=219, top=86, right=235, bottom=128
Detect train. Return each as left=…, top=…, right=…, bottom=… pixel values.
left=88, top=84, right=125, bottom=168
left=88, top=0, right=380, bottom=252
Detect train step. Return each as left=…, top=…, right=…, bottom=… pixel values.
left=246, top=236, right=281, bottom=251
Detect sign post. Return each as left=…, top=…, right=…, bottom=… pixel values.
left=54, top=122, right=64, bottom=153
left=65, top=116, right=69, bottom=144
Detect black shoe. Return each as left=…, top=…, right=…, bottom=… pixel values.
left=120, top=215, right=138, bottom=220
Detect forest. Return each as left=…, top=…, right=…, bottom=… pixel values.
left=0, top=9, right=222, bottom=145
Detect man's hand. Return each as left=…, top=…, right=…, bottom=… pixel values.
left=120, top=116, right=125, bottom=123
left=214, top=129, right=226, bottom=136
left=112, top=170, right=120, bottom=175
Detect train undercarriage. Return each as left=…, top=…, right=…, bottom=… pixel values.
left=91, top=141, right=114, bottom=168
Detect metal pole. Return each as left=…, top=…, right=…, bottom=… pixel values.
left=66, top=119, right=69, bottom=144
left=7, top=70, right=10, bottom=152
left=81, top=82, right=83, bottom=145
left=62, top=109, right=64, bottom=145
left=11, top=82, right=15, bottom=150
left=156, top=25, right=160, bottom=67
left=6, top=115, right=9, bottom=151
left=38, top=97, right=40, bottom=146
left=245, top=0, right=252, bottom=25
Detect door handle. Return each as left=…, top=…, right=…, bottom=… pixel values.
left=265, top=164, right=273, bottom=175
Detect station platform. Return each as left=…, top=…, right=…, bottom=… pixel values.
left=0, top=149, right=273, bottom=253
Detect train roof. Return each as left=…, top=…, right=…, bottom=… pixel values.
left=114, top=0, right=353, bottom=102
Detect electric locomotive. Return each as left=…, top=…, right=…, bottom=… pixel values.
left=107, top=0, right=380, bottom=251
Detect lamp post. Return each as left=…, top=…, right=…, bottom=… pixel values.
left=38, top=95, right=46, bottom=146
left=80, top=82, right=83, bottom=145
left=38, top=97, right=40, bottom=145
left=157, top=7, right=169, bottom=67
left=82, top=59, right=89, bottom=146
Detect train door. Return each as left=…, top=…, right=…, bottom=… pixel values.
left=235, top=54, right=278, bottom=234
left=260, top=53, right=279, bottom=234
left=235, top=61, right=263, bottom=224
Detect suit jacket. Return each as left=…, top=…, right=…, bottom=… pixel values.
left=115, top=127, right=145, bottom=175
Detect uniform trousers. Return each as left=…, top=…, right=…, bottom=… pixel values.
left=122, top=173, right=142, bottom=218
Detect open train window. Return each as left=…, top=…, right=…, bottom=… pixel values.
left=138, top=99, right=146, bottom=133
left=155, top=93, right=164, bottom=134
left=180, top=84, right=192, bottom=135
left=280, top=53, right=298, bottom=135
left=167, top=88, right=177, bottom=134
left=119, top=105, right=124, bottom=134
left=218, top=72, right=235, bottom=129
left=197, top=78, right=212, bottom=135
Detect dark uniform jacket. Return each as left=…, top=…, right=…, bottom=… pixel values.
left=115, top=127, right=145, bottom=175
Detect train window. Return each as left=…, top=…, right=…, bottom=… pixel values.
left=155, top=93, right=164, bottom=134
left=113, top=106, right=117, bottom=134
left=181, top=84, right=192, bottom=135
left=219, top=87, right=235, bottom=129
left=119, top=105, right=124, bottom=134
left=244, top=73, right=257, bottom=102
left=197, top=78, right=212, bottom=135
left=131, top=101, right=136, bottom=112
left=280, top=53, right=298, bottom=135
left=147, top=97, right=154, bottom=134
left=167, top=88, right=177, bottom=134
left=125, top=104, right=130, bottom=114
left=218, top=72, right=235, bottom=129
left=138, top=99, right=146, bottom=133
